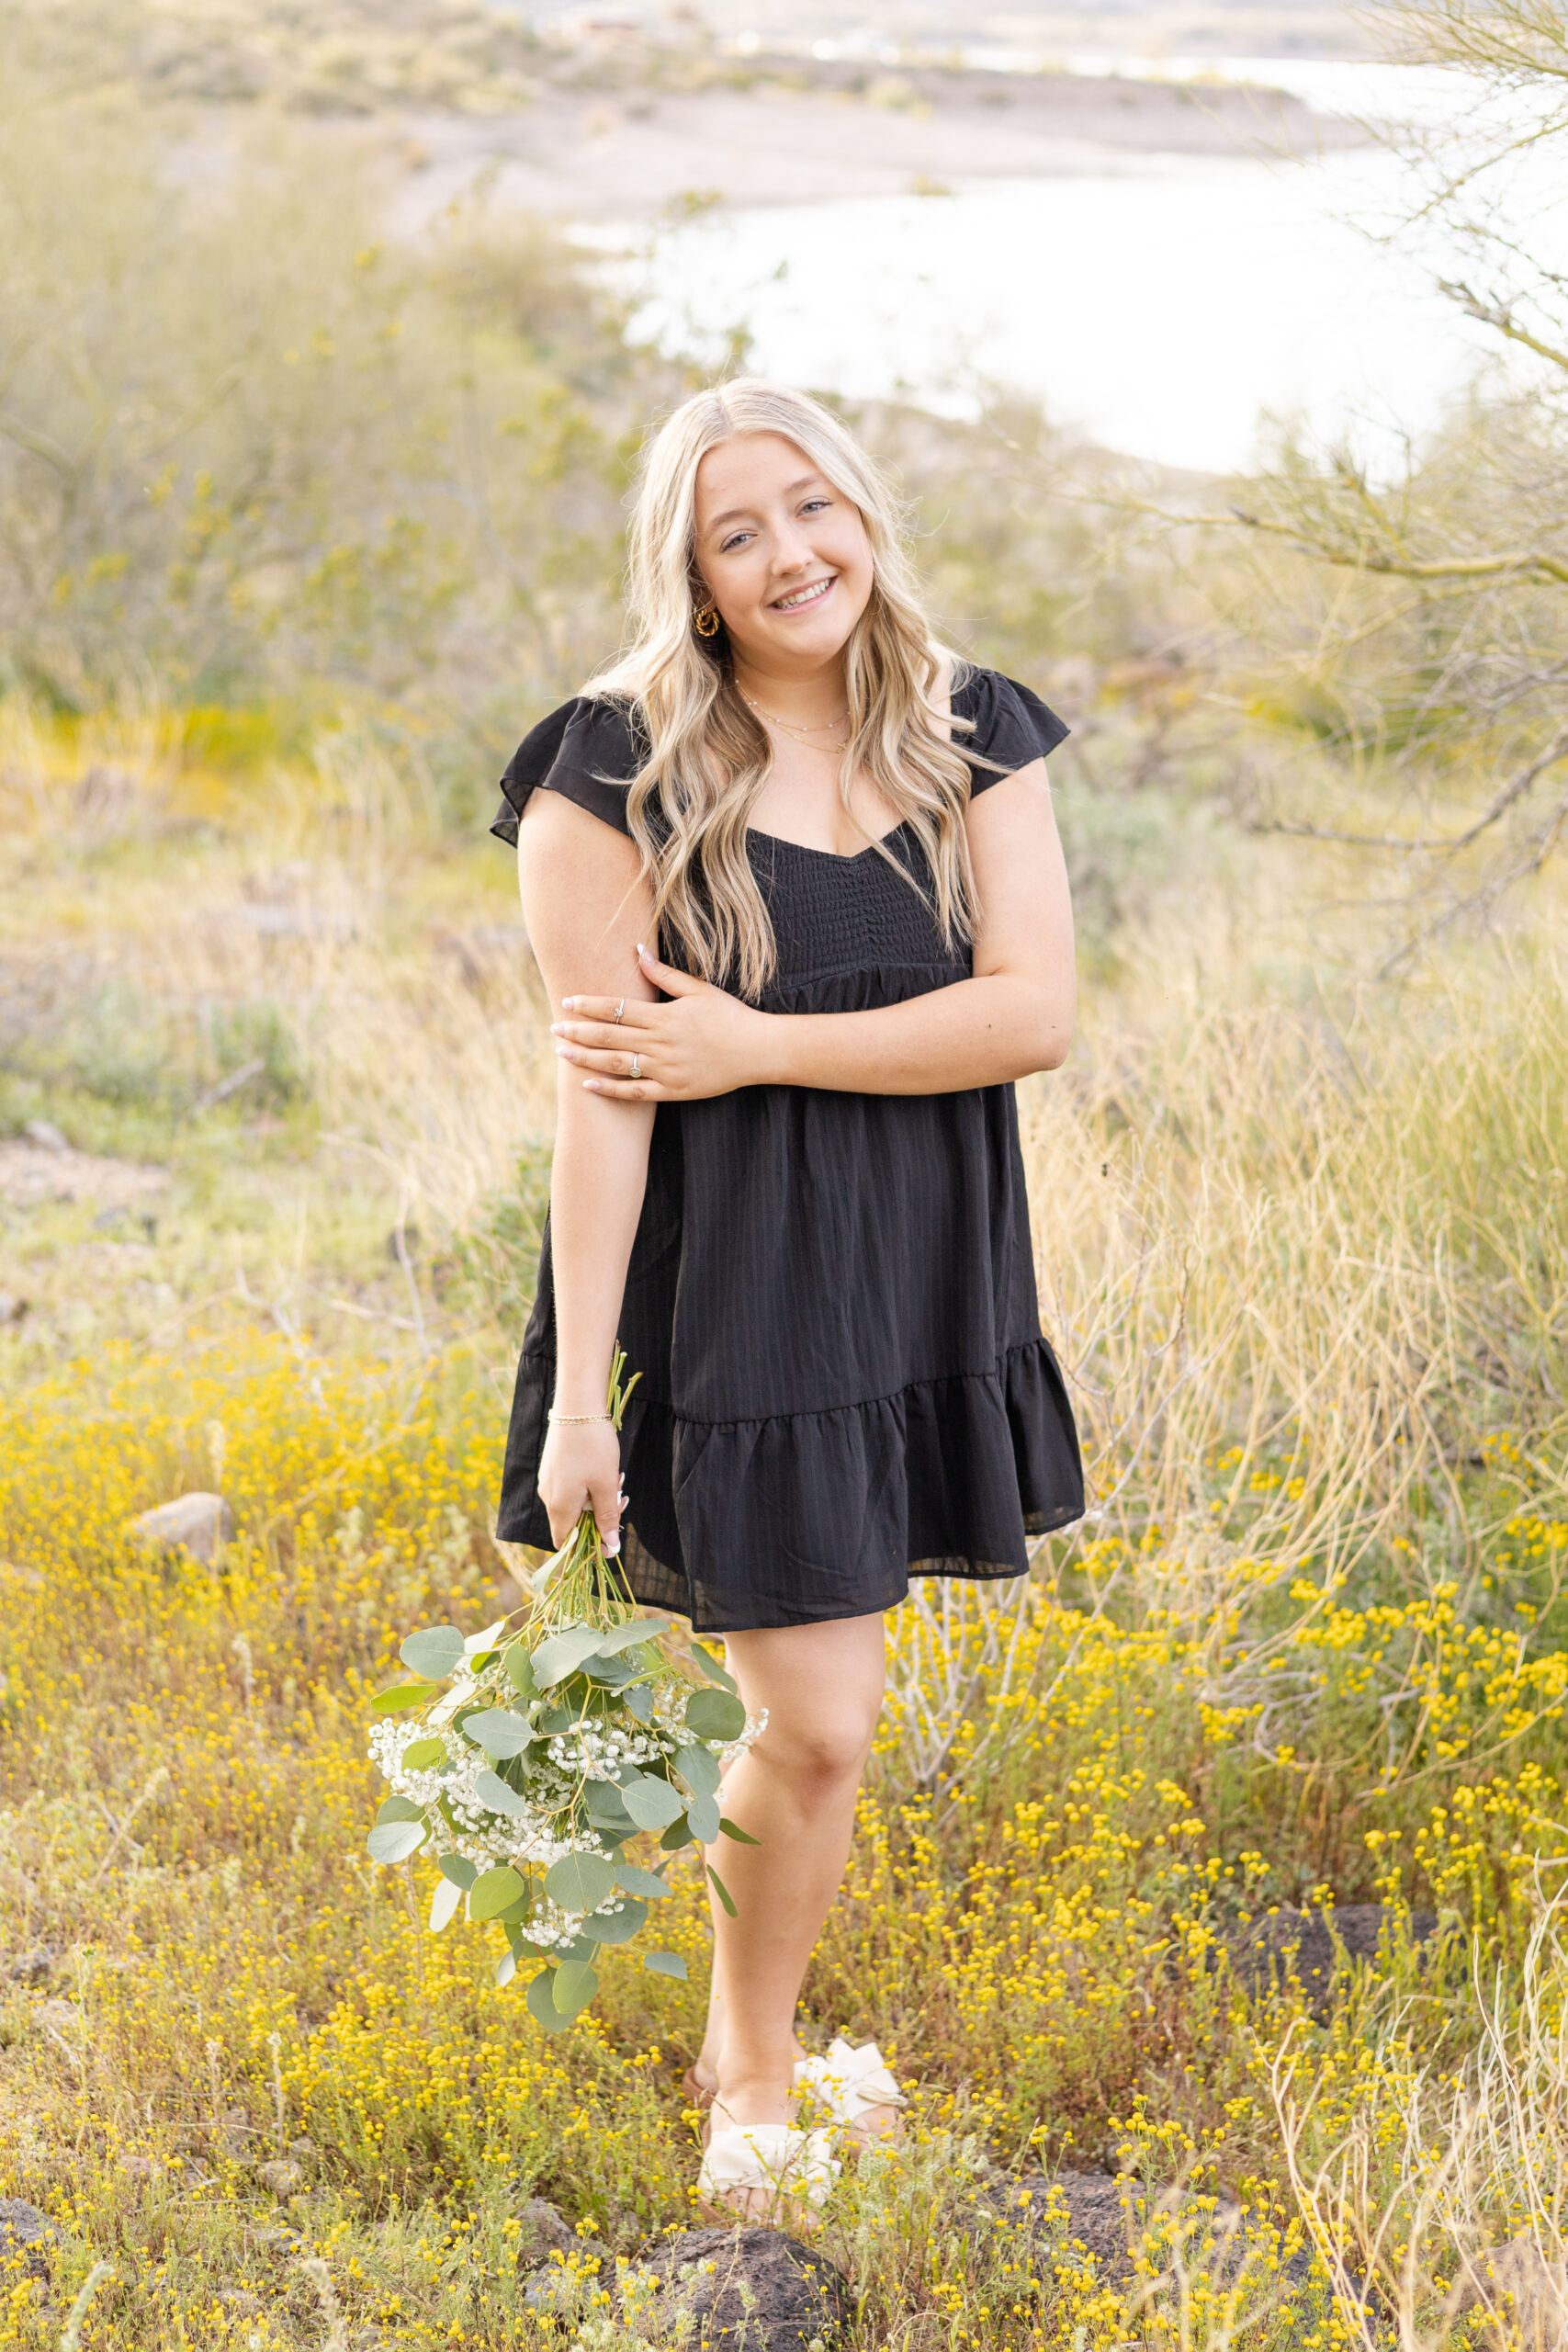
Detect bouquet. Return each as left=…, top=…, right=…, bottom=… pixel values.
left=365, top=1355, right=762, bottom=2031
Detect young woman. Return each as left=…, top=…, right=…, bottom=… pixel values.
left=491, top=379, right=1082, bottom=2220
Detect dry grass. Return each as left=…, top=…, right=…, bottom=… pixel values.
left=2, top=707, right=1568, bottom=2346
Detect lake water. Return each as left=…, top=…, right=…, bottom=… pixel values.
left=580, top=62, right=1566, bottom=476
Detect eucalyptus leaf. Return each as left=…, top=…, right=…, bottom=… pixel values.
left=585, top=1651, right=637, bottom=1689
left=429, top=1875, right=464, bottom=1932
left=660, top=1818, right=696, bottom=1852
left=495, top=1949, right=517, bottom=1988
left=400, top=1626, right=467, bottom=1680
left=551, top=1958, right=598, bottom=2018
left=544, top=1850, right=617, bottom=1913
left=706, top=1863, right=739, bottom=1918
left=581, top=1897, right=647, bottom=1946
left=469, top=1865, right=526, bottom=1921
left=692, top=1644, right=739, bottom=1695
left=504, top=1648, right=538, bottom=1701
left=376, top=1794, right=424, bottom=1826
left=371, top=1681, right=436, bottom=1715
left=465, top=1708, right=533, bottom=1759
left=621, top=1775, right=685, bottom=1833
left=474, top=1769, right=532, bottom=1821
left=623, top=1684, right=654, bottom=1725
left=367, top=1819, right=426, bottom=1865
left=674, top=1744, right=721, bottom=1798
left=531, top=1624, right=609, bottom=1689
left=615, top=1864, right=672, bottom=1900
left=402, top=1736, right=446, bottom=1770
left=497, top=1889, right=536, bottom=1925
left=643, top=1950, right=689, bottom=1980
left=586, top=1619, right=666, bottom=1658
left=684, top=1688, right=747, bottom=1743
left=584, top=1780, right=635, bottom=1834
left=537, top=1704, right=574, bottom=1736
left=438, top=1853, right=478, bottom=1890
left=718, top=1816, right=761, bottom=1844
left=526, top=1970, right=571, bottom=2033
left=685, top=1791, right=721, bottom=1845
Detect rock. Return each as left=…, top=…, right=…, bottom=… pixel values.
left=287, top=2136, right=321, bottom=2161
left=129, top=1492, right=235, bottom=1566
left=520, top=2218, right=613, bottom=2318
left=0, top=2199, right=54, bottom=2282
left=22, top=1119, right=67, bottom=1153
left=982, top=2171, right=1315, bottom=2295
left=287, top=2190, right=336, bottom=2217
left=211, top=2106, right=254, bottom=2161
left=1008, top=2171, right=1136, bottom=2269
left=1231, top=1905, right=1439, bottom=2022
left=513, top=2197, right=576, bottom=2259
left=258, top=2161, right=304, bottom=2198
left=626, top=2224, right=851, bottom=2347
left=522, top=2255, right=607, bottom=2318
left=0, top=1292, right=28, bottom=1325
left=1459, top=2234, right=1568, bottom=2338
left=6, top=1948, right=58, bottom=1984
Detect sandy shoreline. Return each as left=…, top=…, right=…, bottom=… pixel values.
left=388, top=62, right=1368, bottom=223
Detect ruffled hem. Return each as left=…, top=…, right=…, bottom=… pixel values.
left=495, top=1337, right=1083, bottom=1634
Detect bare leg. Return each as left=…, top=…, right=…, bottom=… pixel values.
left=691, top=1612, right=886, bottom=2134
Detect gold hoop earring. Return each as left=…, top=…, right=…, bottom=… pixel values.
left=694, top=603, right=720, bottom=639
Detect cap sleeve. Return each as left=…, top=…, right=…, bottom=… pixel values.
left=489, top=695, right=647, bottom=846
left=951, top=667, right=1069, bottom=794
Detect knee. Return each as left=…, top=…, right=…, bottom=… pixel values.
left=764, top=1701, right=881, bottom=1797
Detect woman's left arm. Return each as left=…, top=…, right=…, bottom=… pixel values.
left=552, top=760, right=1075, bottom=1100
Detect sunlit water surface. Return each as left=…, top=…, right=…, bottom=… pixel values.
left=577, top=62, right=1565, bottom=475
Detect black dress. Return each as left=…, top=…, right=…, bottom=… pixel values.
left=489, top=665, right=1084, bottom=1633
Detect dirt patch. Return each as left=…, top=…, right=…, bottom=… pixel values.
left=0, top=1138, right=172, bottom=1211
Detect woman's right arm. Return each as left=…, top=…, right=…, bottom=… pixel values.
left=517, top=787, right=659, bottom=1552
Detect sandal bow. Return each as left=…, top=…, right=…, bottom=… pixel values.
left=696, top=2121, right=839, bottom=2216
left=793, top=2038, right=905, bottom=2129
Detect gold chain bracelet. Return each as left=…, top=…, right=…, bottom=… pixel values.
left=548, top=1410, right=612, bottom=1424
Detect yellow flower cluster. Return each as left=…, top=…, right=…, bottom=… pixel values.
left=1, top=1342, right=1565, bottom=2346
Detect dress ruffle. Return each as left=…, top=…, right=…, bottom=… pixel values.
left=499, top=1336, right=1082, bottom=1634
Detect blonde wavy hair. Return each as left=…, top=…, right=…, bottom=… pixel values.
left=584, top=379, right=979, bottom=1000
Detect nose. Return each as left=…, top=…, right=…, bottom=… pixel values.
left=770, top=517, right=815, bottom=575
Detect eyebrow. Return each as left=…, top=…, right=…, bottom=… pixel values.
left=703, top=474, right=828, bottom=535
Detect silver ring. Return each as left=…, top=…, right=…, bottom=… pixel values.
left=612, top=998, right=625, bottom=1024
left=629, top=1054, right=641, bottom=1080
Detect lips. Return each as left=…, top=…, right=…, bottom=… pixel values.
left=770, top=576, right=835, bottom=613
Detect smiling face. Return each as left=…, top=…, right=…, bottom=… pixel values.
left=691, top=430, right=875, bottom=682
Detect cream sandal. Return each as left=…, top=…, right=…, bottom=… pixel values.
left=695, top=2117, right=839, bottom=2225
left=793, top=2039, right=906, bottom=2143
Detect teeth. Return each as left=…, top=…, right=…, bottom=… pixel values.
left=774, top=579, right=832, bottom=610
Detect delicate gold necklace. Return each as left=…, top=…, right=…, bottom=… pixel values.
left=743, top=694, right=851, bottom=748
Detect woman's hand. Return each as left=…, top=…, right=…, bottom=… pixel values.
left=550, top=944, right=776, bottom=1102
left=536, top=1419, right=625, bottom=1553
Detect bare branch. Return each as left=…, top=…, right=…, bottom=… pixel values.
left=1439, top=277, right=1568, bottom=376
